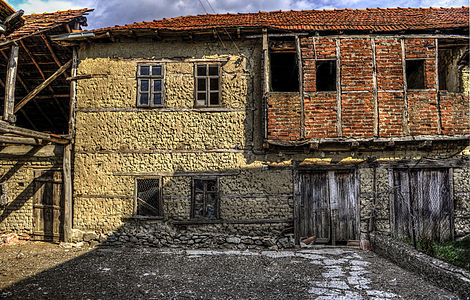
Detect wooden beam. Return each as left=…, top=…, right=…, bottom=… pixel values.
left=335, top=39, right=342, bottom=137
left=19, top=40, right=67, bottom=119
left=69, top=47, right=78, bottom=135
left=3, top=44, right=18, bottom=123
left=40, top=34, right=68, bottom=80
left=400, top=39, right=410, bottom=135
left=0, top=135, right=43, bottom=145
left=435, top=38, right=442, bottom=135
left=371, top=38, right=379, bottom=137
left=0, top=120, right=70, bottom=144
left=296, top=36, right=305, bottom=139
left=262, top=28, right=269, bottom=140
left=14, top=59, right=72, bottom=113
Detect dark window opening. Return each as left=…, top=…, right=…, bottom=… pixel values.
left=195, top=64, right=220, bottom=107
left=438, top=47, right=467, bottom=92
left=270, top=52, right=299, bottom=92
left=136, top=178, right=161, bottom=216
left=191, top=178, right=219, bottom=219
left=316, top=60, right=337, bottom=91
left=406, top=60, right=425, bottom=89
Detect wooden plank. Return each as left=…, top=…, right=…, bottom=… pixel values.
left=262, top=29, right=269, bottom=140
left=3, top=44, right=19, bottom=123
left=295, top=36, right=305, bottom=139
left=14, top=59, right=72, bottom=113
left=0, top=120, right=70, bottom=144
left=400, top=39, right=410, bottom=135
left=335, top=39, right=342, bottom=137
left=40, top=34, right=68, bottom=80
left=0, top=135, right=42, bottom=145
left=293, top=169, right=301, bottom=245
left=448, top=168, right=455, bottom=240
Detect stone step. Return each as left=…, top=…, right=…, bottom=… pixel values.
left=347, top=240, right=360, bottom=248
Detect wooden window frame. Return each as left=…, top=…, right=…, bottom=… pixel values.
left=136, top=64, right=165, bottom=108
left=194, top=63, right=221, bottom=107
left=190, top=177, right=220, bottom=219
left=134, top=176, right=163, bottom=217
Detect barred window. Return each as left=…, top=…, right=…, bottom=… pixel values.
left=137, top=64, right=164, bottom=107
left=191, top=178, right=219, bottom=219
left=195, top=64, right=221, bottom=107
left=135, top=178, right=162, bottom=216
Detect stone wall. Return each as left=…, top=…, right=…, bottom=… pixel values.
left=0, top=145, right=63, bottom=234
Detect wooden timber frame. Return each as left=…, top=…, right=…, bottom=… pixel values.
left=0, top=11, right=88, bottom=242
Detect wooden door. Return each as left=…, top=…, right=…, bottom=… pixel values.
left=392, top=169, right=453, bottom=242
left=298, top=170, right=358, bottom=244
left=33, top=170, right=64, bottom=242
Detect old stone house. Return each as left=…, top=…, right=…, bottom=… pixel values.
left=1, top=4, right=469, bottom=249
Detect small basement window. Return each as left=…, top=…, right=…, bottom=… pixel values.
left=270, top=52, right=299, bottom=92
left=191, top=178, right=219, bottom=219
left=195, top=64, right=221, bottom=107
left=316, top=60, right=337, bottom=91
left=137, top=64, right=164, bottom=107
left=135, top=178, right=162, bottom=216
left=406, top=60, right=425, bottom=89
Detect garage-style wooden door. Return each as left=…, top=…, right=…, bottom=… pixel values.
left=33, top=170, right=64, bottom=242
left=297, top=170, right=359, bottom=244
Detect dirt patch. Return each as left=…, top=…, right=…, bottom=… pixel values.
left=0, top=242, right=456, bottom=299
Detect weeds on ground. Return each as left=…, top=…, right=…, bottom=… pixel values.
left=416, top=238, right=470, bottom=271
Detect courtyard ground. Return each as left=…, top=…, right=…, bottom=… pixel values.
left=0, top=242, right=457, bottom=299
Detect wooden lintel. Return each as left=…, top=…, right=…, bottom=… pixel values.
left=0, top=120, right=70, bottom=144
left=3, top=44, right=19, bottom=123
left=14, top=59, right=72, bottom=113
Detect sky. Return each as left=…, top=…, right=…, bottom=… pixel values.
left=8, top=0, right=470, bottom=29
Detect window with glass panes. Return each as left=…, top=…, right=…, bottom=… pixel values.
left=195, top=64, right=220, bottom=107
left=137, top=64, right=164, bottom=107
left=191, top=178, right=220, bottom=219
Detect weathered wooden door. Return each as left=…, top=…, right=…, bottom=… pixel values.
left=298, top=170, right=359, bottom=244
left=33, top=170, right=64, bottom=242
left=392, top=169, right=453, bottom=242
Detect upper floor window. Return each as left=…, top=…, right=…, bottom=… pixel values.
left=316, top=60, right=337, bottom=91
left=406, top=59, right=425, bottom=89
left=137, top=64, right=164, bottom=107
left=195, top=64, right=221, bottom=107
left=270, top=39, right=299, bottom=92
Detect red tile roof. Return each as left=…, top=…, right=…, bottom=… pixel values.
left=1, top=8, right=93, bottom=43
left=94, top=7, right=469, bottom=33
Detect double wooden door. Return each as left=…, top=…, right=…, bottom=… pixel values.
left=32, top=170, right=64, bottom=242
left=297, top=170, right=359, bottom=244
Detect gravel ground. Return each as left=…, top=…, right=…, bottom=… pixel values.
left=0, top=242, right=457, bottom=299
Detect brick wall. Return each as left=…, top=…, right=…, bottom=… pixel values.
left=266, top=36, right=468, bottom=142
left=440, top=92, right=470, bottom=135
left=267, top=93, right=301, bottom=140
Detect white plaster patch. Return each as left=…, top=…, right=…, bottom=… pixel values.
left=347, top=276, right=371, bottom=290
left=350, top=260, right=370, bottom=266
left=307, top=287, right=341, bottom=296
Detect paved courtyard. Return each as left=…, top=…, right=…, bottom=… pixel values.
left=0, top=243, right=456, bottom=299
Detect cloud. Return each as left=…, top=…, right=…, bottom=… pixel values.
left=9, top=0, right=469, bottom=29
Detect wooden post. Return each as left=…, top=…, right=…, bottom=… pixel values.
left=3, top=44, right=19, bottom=123
left=435, top=38, right=442, bottom=135
left=335, top=39, right=342, bottom=137
left=262, top=28, right=269, bottom=140
left=63, top=48, right=79, bottom=243
left=295, top=35, right=305, bottom=139
left=371, top=38, right=379, bottom=137
left=400, top=39, right=410, bottom=135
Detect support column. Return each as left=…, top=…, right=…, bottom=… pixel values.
left=3, top=44, right=19, bottom=123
